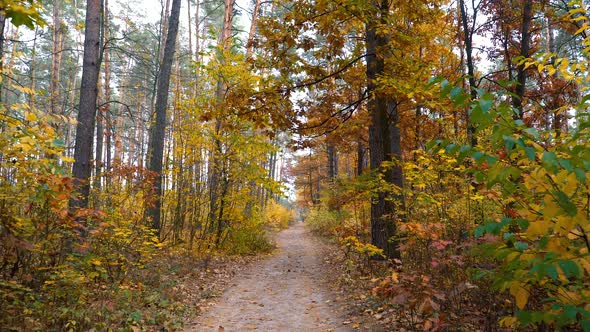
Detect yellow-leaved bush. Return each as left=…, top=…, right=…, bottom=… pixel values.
left=0, top=105, right=164, bottom=330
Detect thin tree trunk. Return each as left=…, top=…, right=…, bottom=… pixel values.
left=246, top=0, right=262, bottom=57
left=512, top=0, right=533, bottom=119
left=458, top=0, right=478, bottom=145
left=50, top=0, right=63, bottom=116
left=208, top=0, right=234, bottom=234
left=0, top=14, right=6, bottom=104
left=95, top=78, right=104, bottom=191
left=327, top=144, right=337, bottom=180
left=103, top=0, right=112, bottom=185
left=29, top=26, right=39, bottom=108
left=357, top=140, right=364, bottom=176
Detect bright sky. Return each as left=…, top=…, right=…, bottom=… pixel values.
left=116, top=0, right=252, bottom=43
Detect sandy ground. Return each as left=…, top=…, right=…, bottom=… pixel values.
left=185, top=222, right=352, bottom=332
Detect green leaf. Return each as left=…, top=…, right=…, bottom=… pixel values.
left=558, top=158, right=573, bottom=172
left=575, top=168, right=587, bottom=182
left=473, top=151, right=485, bottom=163
left=524, top=147, right=536, bottom=161
left=453, top=92, right=469, bottom=107
left=474, top=225, right=485, bottom=237
left=52, top=139, right=65, bottom=148
left=542, top=152, right=559, bottom=173
left=515, top=241, right=528, bottom=251
left=564, top=305, right=578, bottom=321
left=479, top=97, right=493, bottom=113
left=503, top=135, right=516, bottom=152
left=450, top=86, right=462, bottom=99
left=557, top=260, right=581, bottom=278
left=523, top=127, right=539, bottom=139
left=554, top=191, right=578, bottom=216
left=544, top=264, right=558, bottom=280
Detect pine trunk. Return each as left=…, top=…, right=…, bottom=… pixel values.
left=146, top=0, right=182, bottom=236
left=70, top=0, right=102, bottom=210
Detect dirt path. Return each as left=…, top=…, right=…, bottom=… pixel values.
left=185, top=222, right=352, bottom=332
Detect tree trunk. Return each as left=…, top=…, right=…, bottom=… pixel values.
left=207, top=0, right=234, bottom=233
left=70, top=0, right=102, bottom=210
left=95, top=78, right=104, bottom=191
left=357, top=140, right=364, bottom=176
left=327, top=144, right=337, bottom=180
left=28, top=26, right=39, bottom=108
left=103, top=0, right=112, bottom=186
left=512, top=0, right=533, bottom=119
left=366, top=0, right=403, bottom=259
left=246, top=0, right=262, bottom=57
left=50, top=0, right=63, bottom=116
left=146, top=0, right=182, bottom=236
left=0, top=13, right=6, bottom=105
left=458, top=0, right=478, bottom=146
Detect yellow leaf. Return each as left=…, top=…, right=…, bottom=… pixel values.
left=526, top=221, right=550, bottom=237
left=543, top=195, right=561, bottom=221
left=25, top=112, right=37, bottom=122
left=510, top=283, right=529, bottom=309
left=499, top=316, right=518, bottom=327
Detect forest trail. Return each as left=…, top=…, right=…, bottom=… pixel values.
left=185, top=222, right=352, bottom=332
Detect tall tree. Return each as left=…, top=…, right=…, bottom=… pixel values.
left=207, top=0, right=234, bottom=242
left=146, top=0, right=182, bottom=235
left=0, top=13, right=6, bottom=105
left=70, top=0, right=102, bottom=209
left=50, top=0, right=63, bottom=116
left=365, top=0, right=403, bottom=259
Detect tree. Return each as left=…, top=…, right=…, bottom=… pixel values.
left=365, top=0, right=403, bottom=259
left=70, top=0, right=102, bottom=209
left=146, top=0, right=182, bottom=235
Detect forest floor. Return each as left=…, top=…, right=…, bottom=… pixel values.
left=183, top=222, right=373, bottom=332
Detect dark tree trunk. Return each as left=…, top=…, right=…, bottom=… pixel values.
left=146, top=0, right=182, bottom=236
left=357, top=140, right=364, bottom=176
left=327, top=144, right=337, bottom=180
left=459, top=0, right=478, bottom=146
left=0, top=14, right=6, bottom=104
left=366, top=0, right=403, bottom=259
left=512, top=0, right=533, bottom=119
left=70, top=0, right=102, bottom=210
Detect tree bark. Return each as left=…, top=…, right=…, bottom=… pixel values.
left=327, top=144, right=337, bottom=180
left=512, top=0, right=533, bottom=119
left=70, top=0, right=102, bottom=210
left=207, top=0, right=234, bottom=234
left=146, top=0, right=182, bottom=236
left=246, top=0, right=262, bottom=57
left=0, top=14, right=6, bottom=105
left=357, top=140, right=364, bottom=176
left=50, top=0, right=63, bottom=116
left=366, top=0, right=403, bottom=259
left=458, top=0, right=478, bottom=146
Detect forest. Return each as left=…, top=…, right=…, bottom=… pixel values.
left=0, top=0, right=589, bottom=330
